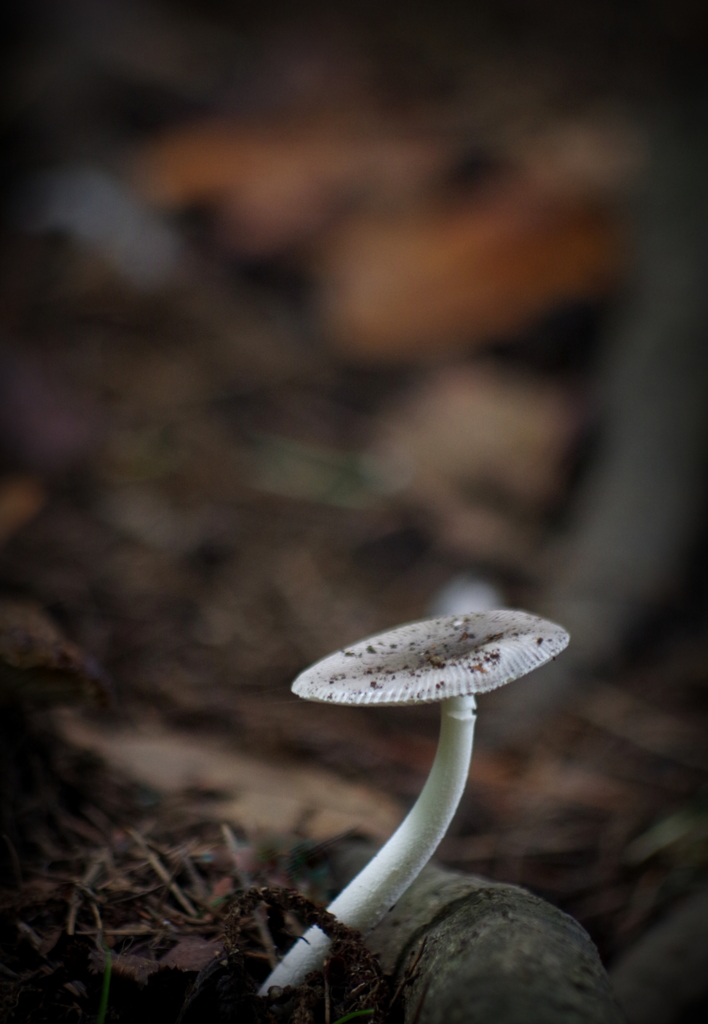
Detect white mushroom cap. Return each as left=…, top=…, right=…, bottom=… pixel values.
left=292, top=610, right=569, bottom=706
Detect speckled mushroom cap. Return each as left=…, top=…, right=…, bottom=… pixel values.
left=292, top=610, right=569, bottom=706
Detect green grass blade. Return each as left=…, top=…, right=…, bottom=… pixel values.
left=96, top=946, right=112, bottom=1024
left=331, top=1010, right=375, bottom=1024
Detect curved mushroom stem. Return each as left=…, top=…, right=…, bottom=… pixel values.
left=259, top=693, right=476, bottom=994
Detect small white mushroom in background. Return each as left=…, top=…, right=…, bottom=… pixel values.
left=260, top=609, right=569, bottom=993
left=427, top=573, right=504, bottom=616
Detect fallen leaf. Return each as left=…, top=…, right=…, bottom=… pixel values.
left=0, top=475, right=46, bottom=546
left=135, top=119, right=451, bottom=257
left=0, top=599, right=111, bottom=707
left=89, top=948, right=160, bottom=987
left=371, top=365, right=579, bottom=510
left=315, top=175, right=623, bottom=361
left=366, top=364, right=580, bottom=563
left=209, top=877, right=234, bottom=902
left=56, top=714, right=403, bottom=841
left=159, top=937, right=224, bottom=972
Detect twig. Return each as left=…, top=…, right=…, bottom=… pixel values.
left=389, top=938, right=427, bottom=1009
left=90, top=900, right=104, bottom=949
left=104, top=883, right=166, bottom=903
left=66, top=901, right=80, bottom=938
left=179, top=848, right=209, bottom=903
left=83, top=803, right=114, bottom=840
left=76, top=925, right=156, bottom=936
left=346, top=981, right=370, bottom=1002
left=221, top=823, right=278, bottom=968
left=17, top=921, right=43, bottom=952
left=220, top=824, right=251, bottom=888
left=253, top=905, right=279, bottom=969
left=410, top=978, right=432, bottom=1024
left=66, top=852, right=106, bottom=936
left=128, top=829, right=197, bottom=917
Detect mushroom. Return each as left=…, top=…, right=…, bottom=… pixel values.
left=260, top=609, right=569, bottom=993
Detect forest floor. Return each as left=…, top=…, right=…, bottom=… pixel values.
left=2, top=228, right=708, bottom=1023
left=2, top=5, right=708, bottom=1017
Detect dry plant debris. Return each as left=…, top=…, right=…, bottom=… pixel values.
left=1, top=811, right=387, bottom=1024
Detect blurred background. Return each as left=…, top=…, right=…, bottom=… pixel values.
left=2, top=0, right=708, bottom=1016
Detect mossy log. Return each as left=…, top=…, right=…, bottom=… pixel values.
left=331, top=842, right=625, bottom=1024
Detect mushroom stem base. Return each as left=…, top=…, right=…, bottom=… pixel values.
left=259, top=694, right=476, bottom=994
